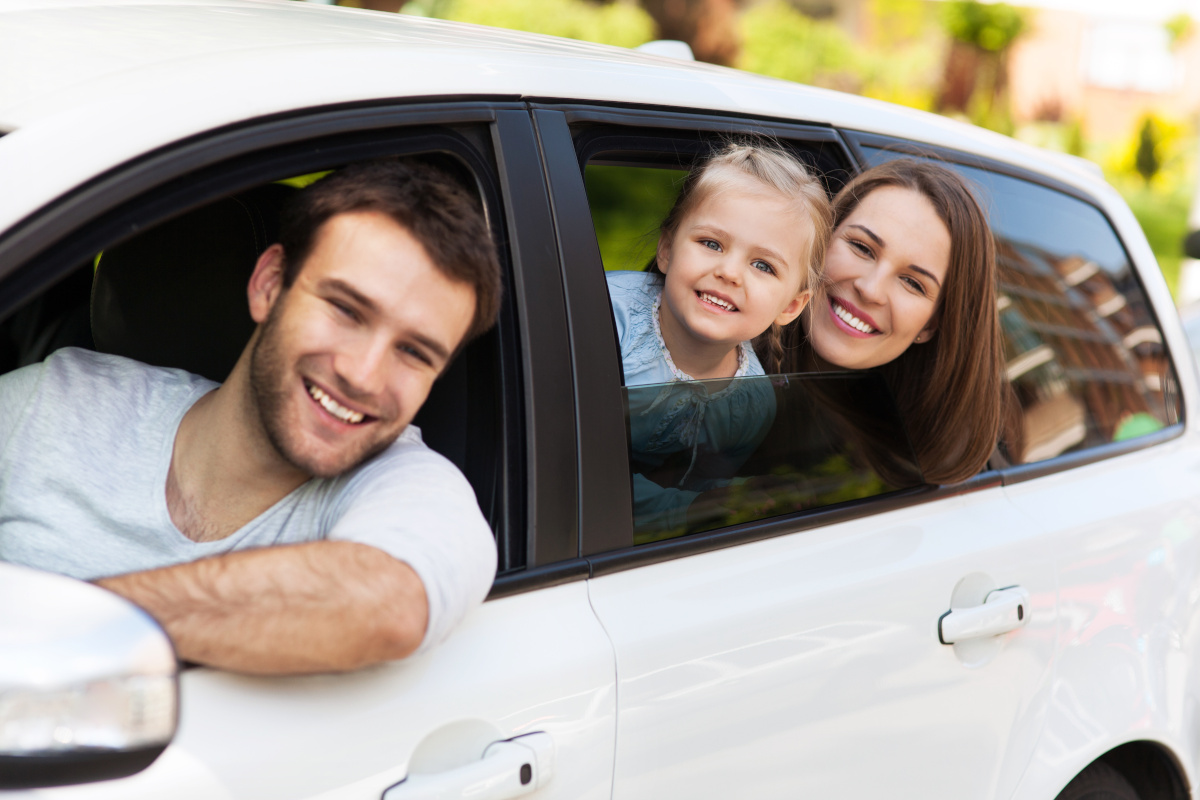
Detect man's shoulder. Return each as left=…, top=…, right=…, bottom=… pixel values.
left=37, top=347, right=217, bottom=398
left=350, top=426, right=466, bottom=485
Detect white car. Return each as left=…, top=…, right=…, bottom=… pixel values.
left=0, top=2, right=1196, bottom=799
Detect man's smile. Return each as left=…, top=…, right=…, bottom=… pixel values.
left=305, top=379, right=370, bottom=425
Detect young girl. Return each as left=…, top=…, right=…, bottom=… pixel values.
left=605, top=141, right=833, bottom=538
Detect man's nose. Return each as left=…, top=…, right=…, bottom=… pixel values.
left=333, top=334, right=391, bottom=399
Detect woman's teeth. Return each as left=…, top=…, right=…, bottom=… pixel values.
left=307, top=383, right=365, bottom=424
left=699, top=292, right=736, bottom=311
left=832, top=300, right=877, bottom=334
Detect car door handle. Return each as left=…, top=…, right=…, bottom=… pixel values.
left=938, top=586, right=1030, bottom=644
left=382, top=732, right=554, bottom=800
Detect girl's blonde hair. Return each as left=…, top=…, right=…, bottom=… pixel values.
left=649, top=139, right=833, bottom=373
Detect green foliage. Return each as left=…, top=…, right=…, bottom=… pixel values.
left=738, top=0, right=939, bottom=109
left=738, top=0, right=859, bottom=88
left=1166, top=13, right=1194, bottom=49
left=408, top=0, right=655, bottom=48
left=1136, top=116, right=1163, bottom=185
left=584, top=164, right=683, bottom=272
left=940, top=1, right=1026, bottom=52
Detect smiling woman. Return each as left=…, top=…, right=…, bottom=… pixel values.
left=784, top=159, right=1006, bottom=485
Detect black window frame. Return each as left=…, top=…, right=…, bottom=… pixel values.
left=841, top=129, right=1186, bottom=486
left=0, top=99, right=579, bottom=592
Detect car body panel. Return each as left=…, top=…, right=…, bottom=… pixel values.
left=588, top=487, right=1056, bottom=800
left=20, top=584, right=616, bottom=799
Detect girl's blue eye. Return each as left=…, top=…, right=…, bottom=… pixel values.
left=753, top=260, right=775, bottom=275
left=701, top=239, right=721, bottom=251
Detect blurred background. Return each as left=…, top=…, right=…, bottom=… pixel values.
left=307, top=0, right=1200, bottom=307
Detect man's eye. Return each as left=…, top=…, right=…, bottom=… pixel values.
left=399, top=344, right=434, bottom=367
left=752, top=259, right=776, bottom=275
left=328, top=299, right=358, bottom=320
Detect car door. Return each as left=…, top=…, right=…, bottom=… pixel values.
left=848, top=139, right=1200, bottom=797
left=536, top=105, right=1058, bottom=800
left=0, top=104, right=615, bottom=800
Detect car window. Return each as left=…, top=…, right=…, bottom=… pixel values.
left=863, top=146, right=1182, bottom=465
left=583, top=139, right=922, bottom=544
left=0, top=141, right=523, bottom=566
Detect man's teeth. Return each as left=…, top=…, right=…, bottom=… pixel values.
left=832, top=300, right=877, bottom=334
left=307, top=383, right=365, bottom=424
left=699, top=292, right=736, bottom=311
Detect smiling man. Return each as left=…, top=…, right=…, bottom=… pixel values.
left=0, top=160, right=502, bottom=674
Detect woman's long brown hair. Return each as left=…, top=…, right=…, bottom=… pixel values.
left=781, top=159, right=1006, bottom=485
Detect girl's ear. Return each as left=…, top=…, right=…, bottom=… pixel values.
left=248, top=244, right=287, bottom=324
left=774, top=289, right=812, bottom=327
left=656, top=233, right=673, bottom=274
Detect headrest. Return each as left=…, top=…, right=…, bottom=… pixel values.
left=91, top=183, right=295, bottom=382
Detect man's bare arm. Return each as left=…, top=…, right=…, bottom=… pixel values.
left=97, top=541, right=428, bottom=675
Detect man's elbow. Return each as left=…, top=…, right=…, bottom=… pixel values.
left=353, top=549, right=430, bottom=666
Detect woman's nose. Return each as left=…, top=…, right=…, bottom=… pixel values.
left=853, top=266, right=886, bottom=304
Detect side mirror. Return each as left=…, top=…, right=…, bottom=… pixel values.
left=1183, top=229, right=1200, bottom=260
left=0, top=563, right=178, bottom=789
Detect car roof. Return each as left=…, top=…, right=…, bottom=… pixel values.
left=0, top=0, right=1114, bottom=233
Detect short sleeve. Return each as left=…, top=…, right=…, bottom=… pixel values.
left=324, top=428, right=497, bottom=653
left=0, top=361, right=46, bottom=459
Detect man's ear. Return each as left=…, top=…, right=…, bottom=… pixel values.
left=774, top=289, right=812, bottom=328
left=248, top=244, right=287, bottom=324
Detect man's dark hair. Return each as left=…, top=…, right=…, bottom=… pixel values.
left=277, top=158, right=502, bottom=340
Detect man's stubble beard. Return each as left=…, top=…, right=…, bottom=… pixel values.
left=248, top=300, right=398, bottom=480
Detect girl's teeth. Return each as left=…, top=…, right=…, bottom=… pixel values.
left=307, top=383, right=365, bottom=424
left=700, top=292, right=735, bottom=311
left=833, top=301, right=876, bottom=334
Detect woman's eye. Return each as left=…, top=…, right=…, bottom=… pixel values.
left=848, top=238, right=872, bottom=257
left=752, top=259, right=776, bottom=275
left=901, top=275, right=928, bottom=296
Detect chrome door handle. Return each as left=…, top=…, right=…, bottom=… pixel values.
left=938, top=586, right=1029, bottom=645
left=383, top=732, right=554, bottom=800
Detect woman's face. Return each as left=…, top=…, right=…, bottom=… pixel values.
left=807, top=185, right=951, bottom=370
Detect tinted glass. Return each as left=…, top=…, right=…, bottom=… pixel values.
left=627, top=372, right=923, bottom=544
left=864, top=147, right=1181, bottom=463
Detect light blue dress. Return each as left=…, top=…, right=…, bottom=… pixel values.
left=607, top=271, right=777, bottom=534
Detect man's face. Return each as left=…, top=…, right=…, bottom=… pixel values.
left=248, top=211, right=476, bottom=478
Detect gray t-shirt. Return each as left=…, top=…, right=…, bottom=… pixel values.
left=0, top=348, right=496, bottom=653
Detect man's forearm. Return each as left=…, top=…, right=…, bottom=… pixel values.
left=97, top=541, right=428, bottom=675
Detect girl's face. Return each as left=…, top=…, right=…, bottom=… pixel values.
left=657, top=178, right=812, bottom=374
left=808, top=185, right=951, bottom=370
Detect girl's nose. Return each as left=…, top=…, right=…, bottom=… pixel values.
left=713, top=257, right=743, bottom=284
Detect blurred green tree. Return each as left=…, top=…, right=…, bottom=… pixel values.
left=1136, top=116, right=1163, bottom=185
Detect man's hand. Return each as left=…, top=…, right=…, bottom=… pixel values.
left=97, top=541, right=427, bottom=675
